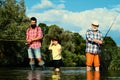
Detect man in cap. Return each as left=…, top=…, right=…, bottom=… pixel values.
left=85, top=21, right=103, bottom=71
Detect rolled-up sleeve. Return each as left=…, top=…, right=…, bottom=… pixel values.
left=26, top=29, right=29, bottom=41
left=37, top=27, right=43, bottom=39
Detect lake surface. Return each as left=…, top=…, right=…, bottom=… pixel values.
left=0, top=67, right=120, bottom=80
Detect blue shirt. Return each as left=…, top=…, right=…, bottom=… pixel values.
left=85, top=29, right=103, bottom=54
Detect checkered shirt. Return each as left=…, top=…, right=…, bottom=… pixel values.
left=85, top=29, right=103, bottom=54
left=26, top=26, right=43, bottom=48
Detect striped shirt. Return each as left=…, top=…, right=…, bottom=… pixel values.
left=26, top=26, right=43, bottom=48
left=85, top=29, right=103, bottom=54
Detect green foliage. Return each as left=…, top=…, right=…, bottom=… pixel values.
left=73, top=33, right=86, bottom=55
left=109, top=47, right=120, bottom=70
left=0, top=0, right=29, bottom=66
left=62, top=50, right=77, bottom=67
left=103, top=36, right=117, bottom=49
left=100, top=36, right=120, bottom=71
left=38, top=23, right=48, bottom=36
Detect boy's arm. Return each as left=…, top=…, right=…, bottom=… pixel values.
left=48, top=40, right=53, bottom=50
left=58, top=45, right=61, bottom=54
left=58, top=48, right=61, bottom=54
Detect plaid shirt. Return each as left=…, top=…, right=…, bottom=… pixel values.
left=85, top=29, right=103, bottom=54
left=26, top=26, right=43, bottom=48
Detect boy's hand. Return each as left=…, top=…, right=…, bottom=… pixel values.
left=50, top=40, right=53, bottom=45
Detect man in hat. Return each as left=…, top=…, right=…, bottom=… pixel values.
left=26, top=17, right=45, bottom=70
left=85, top=21, right=103, bottom=71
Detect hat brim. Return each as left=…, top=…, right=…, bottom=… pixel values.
left=92, top=24, right=99, bottom=27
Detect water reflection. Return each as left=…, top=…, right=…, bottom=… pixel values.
left=86, top=71, right=100, bottom=80
left=0, top=67, right=120, bottom=80
left=27, top=70, right=42, bottom=80
left=51, top=71, right=61, bottom=80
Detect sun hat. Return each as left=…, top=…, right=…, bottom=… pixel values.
left=92, top=21, right=99, bottom=27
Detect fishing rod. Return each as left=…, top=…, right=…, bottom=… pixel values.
left=0, top=39, right=26, bottom=42
left=0, top=39, right=31, bottom=46
left=104, top=15, right=119, bottom=38
left=99, top=14, right=119, bottom=48
left=100, top=14, right=119, bottom=71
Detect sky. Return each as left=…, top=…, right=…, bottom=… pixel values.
left=24, top=0, right=120, bottom=46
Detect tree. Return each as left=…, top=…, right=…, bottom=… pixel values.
left=100, top=36, right=117, bottom=71
left=109, top=47, right=120, bottom=70
left=0, top=0, right=29, bottom=66
left=60, top=31, right=75, bottom=53
left=73, top=33, right=86, bottom=55
left=38, top=23, right=48, bottom=36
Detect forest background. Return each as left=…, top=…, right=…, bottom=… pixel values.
left=0, top=0, right=120, bottom=70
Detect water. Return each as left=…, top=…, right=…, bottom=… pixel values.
left=0, top=67, right=120, bottom=80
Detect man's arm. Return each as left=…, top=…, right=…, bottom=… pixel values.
left=31, top=27, right=43, bottom=42
left=93, top=39, right=103, bottom=44
left=86, top=31, right=94, bottom=42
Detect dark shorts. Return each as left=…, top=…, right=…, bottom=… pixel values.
left=53, top=59, right=62, bottom=68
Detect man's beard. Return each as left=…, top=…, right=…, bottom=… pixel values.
left=31, top=24, right=36, bottom=29
left=92, top=28, right=98, bottom=32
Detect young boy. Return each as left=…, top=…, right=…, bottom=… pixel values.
left=48, top=37, right=62, bottom=72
